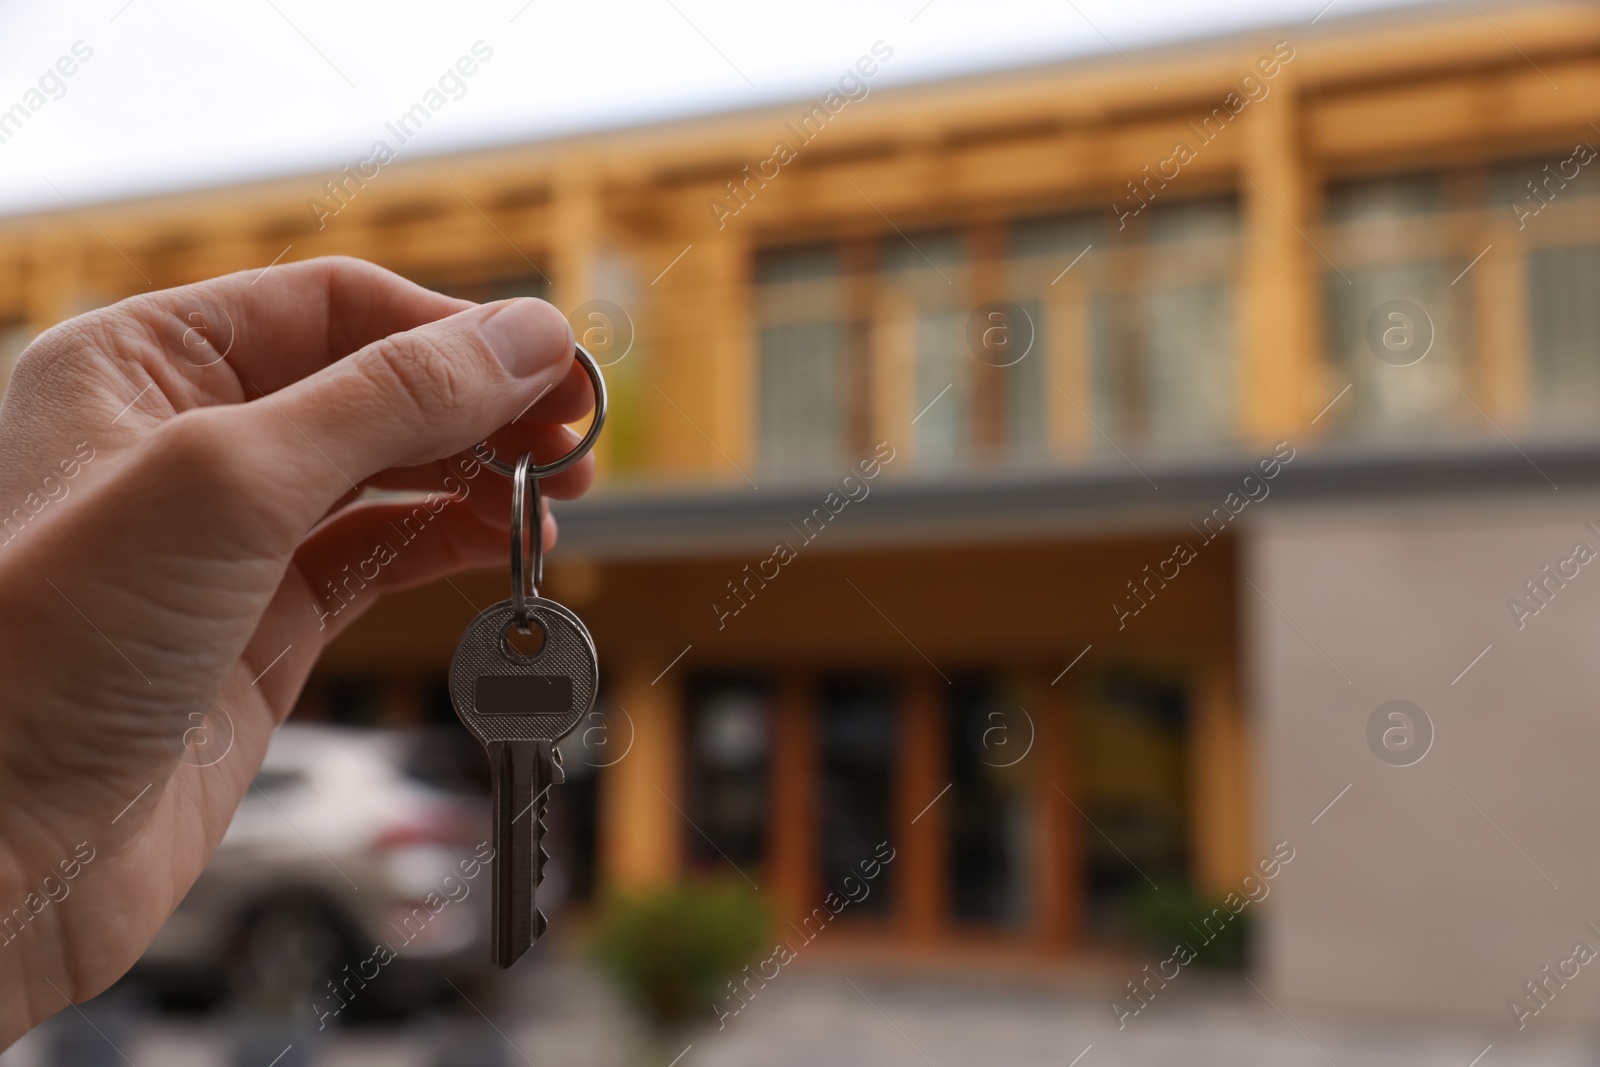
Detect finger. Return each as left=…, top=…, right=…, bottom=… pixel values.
left=235, top=296, right=577, bottom=539
left=125, top=256, right=474, bottom=396
left=290, top=497, right=556, bottom=643
left=513, top=354, right=596, bottom=426
left=0, top=259, right=475, bottom=507
left=362, top=460, right=591, bottom=534
left=363, top=423, right=595, bottom=504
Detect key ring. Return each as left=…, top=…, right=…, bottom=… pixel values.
left=476, top=343, right=608, bottom=480
left=510, top=451, right=543, bottom=628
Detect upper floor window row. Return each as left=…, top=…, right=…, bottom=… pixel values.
left=755, top=198, right=1241, bottom=478
left=756, top=145, right=1600, bottom=479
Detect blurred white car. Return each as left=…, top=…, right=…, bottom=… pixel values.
left=134, top=724, right=501, bottom=1016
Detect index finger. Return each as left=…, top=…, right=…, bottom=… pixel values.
left=125, top=255, right=476, bottom=397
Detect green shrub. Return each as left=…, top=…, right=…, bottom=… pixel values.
left=589, top=880, right=771, bottom=1030
left=1129, top=881, right=1249, bottom=969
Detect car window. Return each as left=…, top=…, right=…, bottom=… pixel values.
left=396, top=728, right=490, bottom=795
left=248, top=768, right=304, bottom=794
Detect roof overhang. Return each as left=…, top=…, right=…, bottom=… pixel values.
left=552, top=438, right=1600, bottom=560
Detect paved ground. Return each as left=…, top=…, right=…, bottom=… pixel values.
left=3, top=959, right=1595, bottom=1067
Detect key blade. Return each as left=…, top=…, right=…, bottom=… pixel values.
left=489, top=740, right=553, bottom=968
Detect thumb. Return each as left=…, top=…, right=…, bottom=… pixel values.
left=243, top=297, right=575, bottom=534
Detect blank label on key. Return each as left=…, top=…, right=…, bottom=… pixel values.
left=474, top=675, right=573, bottom=717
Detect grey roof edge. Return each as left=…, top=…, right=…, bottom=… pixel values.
left=551, top=438, right=1600, bottom=560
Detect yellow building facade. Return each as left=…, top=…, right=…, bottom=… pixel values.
left=3, top=2, right=1599, bottom=965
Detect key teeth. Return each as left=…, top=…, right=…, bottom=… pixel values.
left=533, top=909, right=548, bottom=940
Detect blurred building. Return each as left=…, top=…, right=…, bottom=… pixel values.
left=5, top=0, right=1600, bottom=1024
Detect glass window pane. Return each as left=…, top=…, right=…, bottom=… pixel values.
left=1529, top=244, right=1600, bottom=423
left=947, top=676, right=1031, bottom=927
left=1006, top=213, right=1106, bottom=457
left=756, top=246, right=844, bottom=476
left=883, top=232, right=969, bottom=470
left=1326, top=171, right=1443, bottom=224
left=911, top=309, right=968, bottom=468
left=687, top=679, right=771, bottom=873
left=759, top=321, right=844, bottom=475
left=1079, top=675, right=1189, bottom=942
left=1321, top=173, right=1465, bottom=437
left=1144, top=282, right=1235, bottom=448
left=1323, top=262, right=1462, bottom=435
left=1001, top=298, right=1048, bottom=457
left=1091, top=197, right=1239, bottom=453
left=1488, top=154, right=1600, bottom=219
left=819, top=677, right=897, bottom=917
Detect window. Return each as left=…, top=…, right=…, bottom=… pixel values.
left=1140, top=199, right=1238, bottom=449
left=1029, top=197, right=1238, bottom=455
left=1008, top=213, right=1104, bottom=460
left=686, top=678, right=770, bottom=875
left=1322, top=172, right=1467, bottom=437
left=947, top=675, right=1031, bottom=927
left=1528, top=244, right=1600, bottom=422
left=755, top=247, right=845, bottom=476
left=1496, top=154, right=1600, bottom=430
left=1079, top=674, right=1188, bottom=941
left=819, top=677, right=897, bottom=916
left=881, top=231, right=969, bottom=470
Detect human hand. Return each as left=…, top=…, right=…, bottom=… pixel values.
left=0, top=257, right=594, bottom=1045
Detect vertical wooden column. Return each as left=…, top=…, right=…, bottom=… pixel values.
left=896, top=672, right=948, bottom=944
left=1240, top=67, right=1315, bottom=437
left=703, top=231, right=754, bottom=479
left=871, top=288, right=916, bottom=466
left=1045, top=270, right=1092, bottom=459
left=842, top=237, right=878, bottom=457
left=598, top=658, right=684, bottom=889
left=550, top=155, right=614, bottom=476
left=1032, top=670, right=1082, bottom=949
left=551, top=154, right=600, bottom=312
left=768, top=672, right=816, bottom=920
left=1477, top=221, right=1529, bottom=425
left=1189, top=653, right=1250, bottom=893
left=968, top=221, right=1006, bottom=457
left=651, top=226, right=751, bottom=481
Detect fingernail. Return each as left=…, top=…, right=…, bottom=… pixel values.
left=480, top=298, right=567, bottom=378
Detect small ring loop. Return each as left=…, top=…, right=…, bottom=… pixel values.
left=477, top=343, right=607, bottom=479
left=510, top=452, right=543, bottom=625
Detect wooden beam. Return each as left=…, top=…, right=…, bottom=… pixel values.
left=1033, top=668, right=1082, bottom=949
left=597, top=658, right=684, bottom=888
left=896, top=671, right=948, bottom=943
left=1240, top=65, right=1316, bottom=437
left=1188, top=652, right=1249, bottom=894
left=768, top=672, right=817, bottom=919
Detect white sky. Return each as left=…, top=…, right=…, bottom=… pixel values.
left=0, top=0, right=1429, bottom=219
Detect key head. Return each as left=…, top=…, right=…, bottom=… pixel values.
left=449, top=597, right=598, bottom=747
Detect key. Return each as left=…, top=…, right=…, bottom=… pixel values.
left=449, top=345, right=608, bottom=967
left=449, top=596, right=598, bottom=967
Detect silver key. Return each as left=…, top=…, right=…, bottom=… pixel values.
left=449, top=344, right=608, bottom=967
left=449, top=596, right=597, bottom=966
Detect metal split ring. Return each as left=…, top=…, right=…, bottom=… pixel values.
left=475, top=343, right=607, bottom=480
left=487, top=343, right=605, bottom=627
left=510, top=451, right=544, bottom=627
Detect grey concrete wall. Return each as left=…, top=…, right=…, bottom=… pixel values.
left=1249, top=489, right=1600, bottom=1030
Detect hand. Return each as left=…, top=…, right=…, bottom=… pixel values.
left=0, top=257, right=594, bottom=1045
